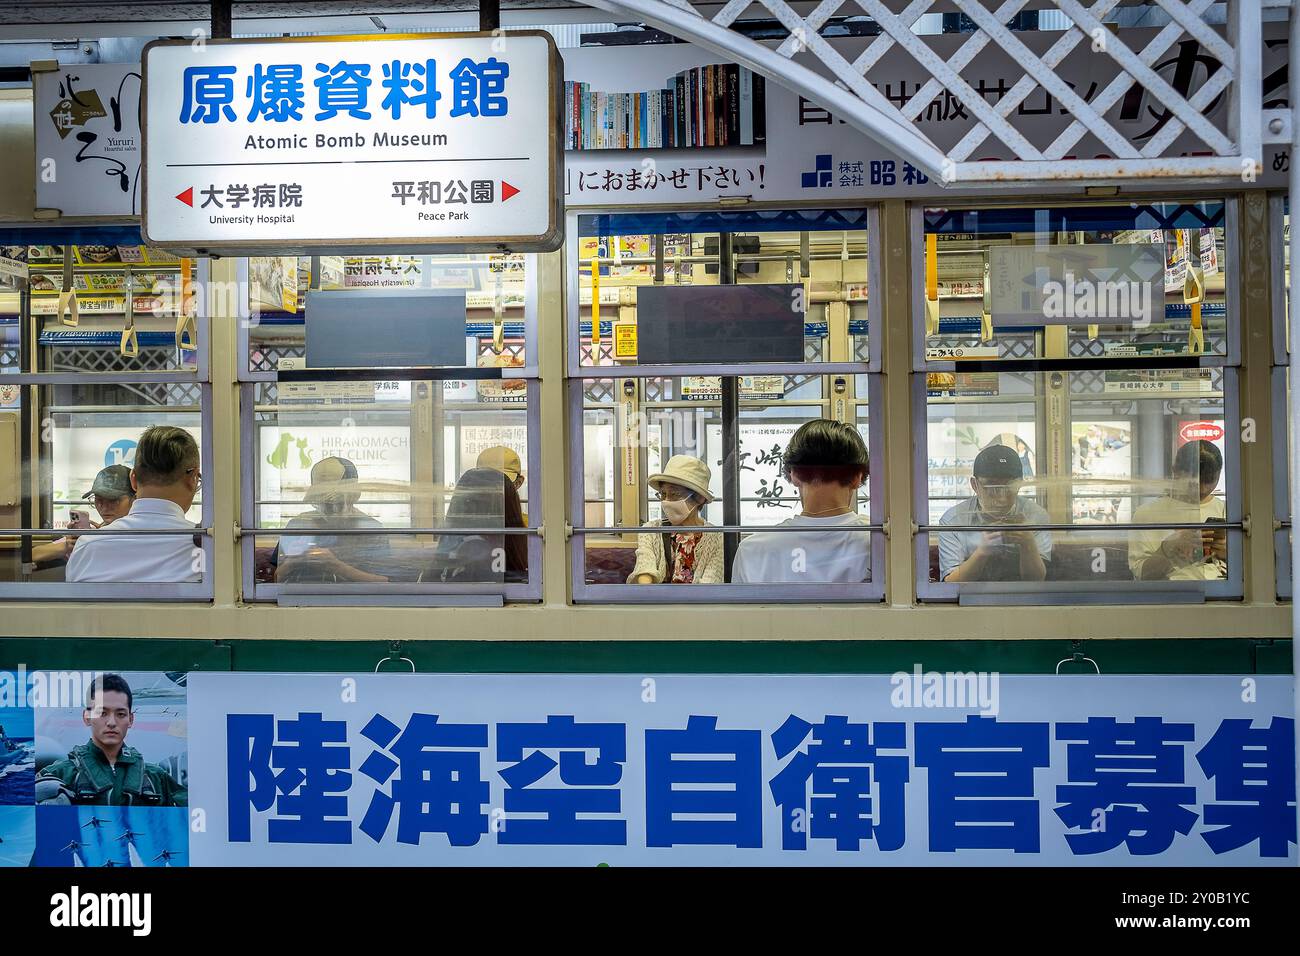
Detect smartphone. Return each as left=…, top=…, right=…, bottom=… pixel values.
left=1204, top=516, right=1226, bottom=559
left=279, top=535, right=316, bottom=557
left=68, top=510, right=91, bottom=530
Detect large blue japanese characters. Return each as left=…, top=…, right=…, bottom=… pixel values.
left=184, top=674, right=1298, bottom=866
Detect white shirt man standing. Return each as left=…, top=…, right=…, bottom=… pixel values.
left=66, top=425, right=203, bottom=584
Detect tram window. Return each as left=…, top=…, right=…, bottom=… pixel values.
left=572, top=374, right=878, bottom=599
left=919, top=368, right=1241, bottom=599
left=243, top=254, right=530, bottom=378
left=0, top=244, right=211, bottom=600
left=1, top=382, right=211, bottom=595
left=243, top=380, right=537, bottom=600
left=573, top=225, right=872, bottom=370
left=920, top=202, right=1232, bottom=364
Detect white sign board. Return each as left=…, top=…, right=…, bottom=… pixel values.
left=32, top=63, right=143, bottom=217
left=142, top=33, right=562, bottom=254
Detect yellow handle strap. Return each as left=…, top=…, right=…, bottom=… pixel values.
left=175, top=259, right=197, bottom=351
left=979, top=252, right=992, bottom=342
left=57, top=289, right=79, bottom=327
left=491, top=274, right=505, bottom=353
left=1182, top=231, right=1205, bottom=353
left=120, top=313, right=138, bottom=357
left=590, top=255, right=601, bottom=351
left=924, top=233, right=939, bottom=336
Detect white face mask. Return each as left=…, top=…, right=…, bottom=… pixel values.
left=661, top=497, right=696, bottom=525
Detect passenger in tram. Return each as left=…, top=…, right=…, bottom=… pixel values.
left=477, top=445, right=525, bottom=493
left=938, top=444, right=1051, bottom=583
left=629, top=455, right=723, bottom=584
left=31, top=464, right=135, bottom=569
left=731, top=420, right=871, bottom=584
left=1128, top=439, right=1227, bottom=581
left=426, top=466, right=527, bottom=583
left=477, top=444, right=527, bottom=523
left=273, top=456, right=392, bottom=584
left=65, top=426, right=203, bottom=584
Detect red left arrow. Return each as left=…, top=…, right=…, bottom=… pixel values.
left=176, top=187, right=194, bottom=207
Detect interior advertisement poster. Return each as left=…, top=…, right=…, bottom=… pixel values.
left=257, top=424, right=412, bottom=527
left=32, top=63, right=143, bottom=217
left=142, top=33, right=563, bottom=253
left=927, top=420, right=1039, bottom=525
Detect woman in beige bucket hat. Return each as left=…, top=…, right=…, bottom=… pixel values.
left=628, top=454, right=724, bottom=585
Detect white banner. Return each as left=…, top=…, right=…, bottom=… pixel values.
left=33, top=63, right=143, bottom=217
left=187, top=673, right=1297, bottom=866
left=142, top=33, right=562, bottom=253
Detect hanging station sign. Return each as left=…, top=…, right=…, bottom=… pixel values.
left=141, top=33, right=563, bottom=255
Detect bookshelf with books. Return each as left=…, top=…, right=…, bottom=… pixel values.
left=566, top=64, right=766, bottom=151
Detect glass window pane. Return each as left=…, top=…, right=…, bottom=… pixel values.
left=579, top=376, right=873, bottom=588
left=575, top=227, right=869, bottom=368
left=18, top=245, right=201, bottom=374
left=250, top=379, right=528, bottom=588
left=923, top=368, right=1234, bottom=589
left=922, top=202, right=1230, bottom=362
left=3, top=382, right=205, bottom=586
left=246, top=253, right=529, bottom=375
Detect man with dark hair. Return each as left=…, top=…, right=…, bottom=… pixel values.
left=732, top=420, right=872, bottom=583
left=938, top=444, right=1052, bottom=582
left=66, top=426, right=203, bottom=583
left=1129, top=439, right=1227, bottom=580
left=35, top=674, right=186, bottom=806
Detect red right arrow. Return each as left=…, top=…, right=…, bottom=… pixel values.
left=500, top=181, right=519, bottom=202
left=175, top=186, right=194, bottom=207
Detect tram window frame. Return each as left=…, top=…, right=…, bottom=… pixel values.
left=1268, top=195, right=1291, bottom=600
left=237, top=254, right=543, bottom=605
left=1272, top=367, right=1291, bottom=601
left=566, top=210, right=885, bottom=604
left=0, top=249, right=214, bottom=602
left=910, top=199, right=1246, bottom=605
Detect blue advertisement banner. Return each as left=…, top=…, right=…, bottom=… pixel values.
left=180, top=673, right=1296, bottom=866
left=3, top=671, right=1293, bottom=867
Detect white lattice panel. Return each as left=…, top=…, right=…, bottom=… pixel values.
left=586, top=0, right=1268, bottom=184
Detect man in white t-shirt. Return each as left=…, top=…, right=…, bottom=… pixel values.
left=66, top=426, right=203, bottom=584
left=1129, top=439, right=1227, bottom=581
left=732, top=420, right=871, bottom=584
left=938, top=444, right=1052, bottom=582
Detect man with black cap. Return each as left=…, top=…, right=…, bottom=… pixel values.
left=31, top=464, right=135, bottom=568
left=938, top=443, right=1052, bottom=582
left=274, top=456, right=392, bottom=583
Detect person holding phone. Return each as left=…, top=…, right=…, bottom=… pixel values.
left=273, top=456, right=392, bottom=584
left=31, top=464, right=135, bottom=569
left=1129, top=439, right=1227, bottom=581
left=938, top=444, right=1052, bottom=583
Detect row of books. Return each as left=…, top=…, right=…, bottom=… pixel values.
left=565, top=64, right=767, bottom=150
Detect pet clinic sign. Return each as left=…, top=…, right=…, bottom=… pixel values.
left=141, top=33, right=563, bottom=254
